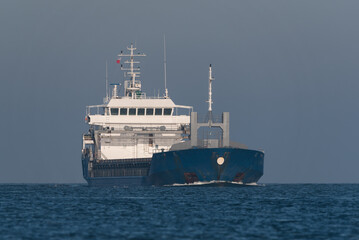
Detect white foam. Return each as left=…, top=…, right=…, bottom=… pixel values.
left=245, top=182, right=258, bottom=186
left=165, top=180, right=258, bottom=187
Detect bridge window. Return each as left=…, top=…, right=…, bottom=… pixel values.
left=155, top=108, right=163, bottom=115
left=120, top=108, right=128, bottom=115
left=129, top=108, right=136, bottom=115
left=111, top=108, right=119, bottom=115
left=164, top=108, right=172, bottom=116
left=146, top=108, right=154, bottom=115
left=138, top=108, right=145, bottom=115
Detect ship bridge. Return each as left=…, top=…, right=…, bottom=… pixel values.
left=86, top=97, right=192, bottom=131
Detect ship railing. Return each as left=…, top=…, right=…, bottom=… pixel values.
left=197, top=114, right=223, bottom=123
left=135, top=95, right=164, bottom=99
left=173, top=105, right=193, bottom=116
left=114, top=95, right=188, bottom=100
left=97, top=158, right=152, bottom=164
left=100, top=124, right=182, bottom=132
left=86, top=105, right=106, bottom=115
left=197, top=139, right=223, bottom=148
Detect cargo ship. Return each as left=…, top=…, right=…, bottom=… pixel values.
left=81, top=43, right=264, bottom=186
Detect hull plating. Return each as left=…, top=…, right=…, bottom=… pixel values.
left=83, top=147, right=264, bottom=186
left=148, top=148, right=264, bottom=186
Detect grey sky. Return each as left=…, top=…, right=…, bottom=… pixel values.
left=1, top=0, right=358, bottom=183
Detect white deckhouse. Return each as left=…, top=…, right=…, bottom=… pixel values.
left=83, top=44, right=192, bottom=161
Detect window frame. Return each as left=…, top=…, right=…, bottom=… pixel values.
left=146, top=108, right=154, bottom=115
left=163, top=108, right=172, bottom=116
left=155, top=108, right=163, bottom=116
left=110, top=108, right=119, bottom=115
left=129, top=108, right=136, bottom=116
left=137, top=108, right=145, bottom=115
left=120, top=108, right=128, bottom=115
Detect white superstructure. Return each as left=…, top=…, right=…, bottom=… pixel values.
left=83, top=44, right=192, bottom=160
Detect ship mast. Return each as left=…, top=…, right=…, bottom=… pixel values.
left=118, top=43, right=146, bottom=99
left=207, top=64, right=214, bottom=126
left=105, top=61, right=109, bottom=102
left=164, top=35, right=169, bottom=98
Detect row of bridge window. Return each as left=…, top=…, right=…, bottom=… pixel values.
left=109, top=108, right=172, bottom=116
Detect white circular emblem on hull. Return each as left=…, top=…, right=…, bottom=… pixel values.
left=217, top=157, right=224, bottom=165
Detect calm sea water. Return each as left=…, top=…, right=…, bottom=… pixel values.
left=0, top=184, right=358, bottom=239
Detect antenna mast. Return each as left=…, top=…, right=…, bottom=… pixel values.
left=118, top=43, right=146, bottom=99
left=164, top=35, right=169, bottom=98
left=208, top=64, right=214, bottom=112
left=207, top=64, right=214, bottom=126
left=105, top=61, right=109, bottom=102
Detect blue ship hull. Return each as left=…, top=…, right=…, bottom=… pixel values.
left=83, top=147, right=264, bottom=187
left=147, top=148, right=264, bottom=186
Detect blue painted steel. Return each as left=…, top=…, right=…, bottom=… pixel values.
left=82, top=147, right=264, bottom=186
left=147, top=148, right=264, bottom=186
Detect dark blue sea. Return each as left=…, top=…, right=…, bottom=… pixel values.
left=1, top=184, right=358, bottom=239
